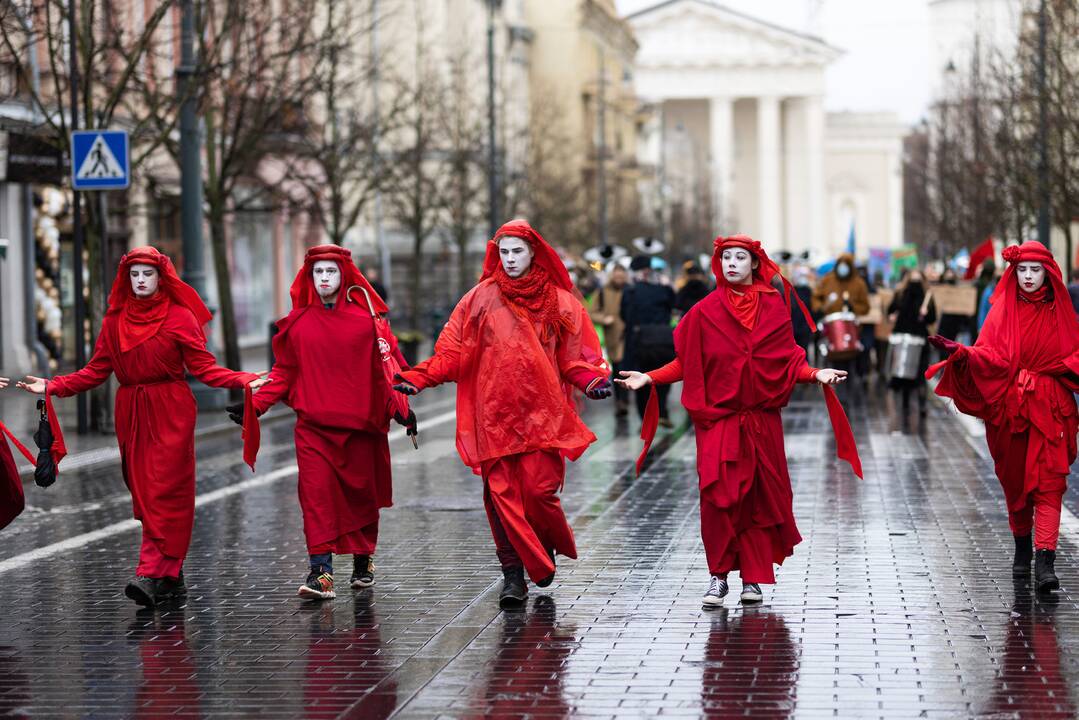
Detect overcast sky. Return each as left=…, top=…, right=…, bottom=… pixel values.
left=616, top=0, right=932, bottom=125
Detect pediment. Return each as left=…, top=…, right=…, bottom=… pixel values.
left=627, top=0, right=841, bottom=69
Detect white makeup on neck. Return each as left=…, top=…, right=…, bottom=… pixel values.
left=1016, top=262, right=1046, bottom=293
left=721, top=248, right=756, bottom=286
left=313, top=260, right=342, bottom=303
left=498, top=236, right=534, bottom=278
left=129, top=263, right=160, bottom=298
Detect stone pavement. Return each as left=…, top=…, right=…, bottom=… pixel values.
left=2, top=382, right=1079, bottom=718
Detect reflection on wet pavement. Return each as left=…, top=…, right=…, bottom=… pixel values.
left=3, top=382, right=1079, bottom=717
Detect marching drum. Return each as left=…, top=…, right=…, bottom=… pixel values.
left=887, top=333, right=926, bottom=381
left=819, top=311, right=861, bottom=360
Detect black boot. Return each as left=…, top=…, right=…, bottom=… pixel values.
left=124, top=576, right=161, bottom=608
left=499, top=566, right=527, bottom=609
left=1035, top=549, right=1060, bottom=593
left=1012, top=534, right=1033, bottom=574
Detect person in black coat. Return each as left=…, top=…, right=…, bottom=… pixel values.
left=886, top=269, right=937, bottom=417
left=621, top=256, right=676, bottom=426
left=674, top=264, right=711, bottom=315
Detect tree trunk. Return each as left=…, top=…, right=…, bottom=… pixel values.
left=457, top=229, right=470, bottom=299
left=409, top=230, right=423, bottom=331
left=209, top=204, right=243, bottom=399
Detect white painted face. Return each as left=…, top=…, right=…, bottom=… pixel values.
left=129, top=263, right=160, bottom=298
left=498, top=236, right=534, bottom=278
left=1016, top=262, right=1046, bottom=293
left=312, top=260, right=342, bottom=301
left=720, top=248, right=757, bottom=286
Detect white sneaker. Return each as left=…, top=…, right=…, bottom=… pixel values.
left=740, top=582, right=763, bottom=604
left=702, top=575, right=729, bottom=608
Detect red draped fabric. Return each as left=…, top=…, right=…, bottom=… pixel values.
left=929, top=242, right=1079, bottom=532
left=0, top=419, right=34, bottom=530
left=638, top=235, right=861, bottom=583
left=250, top=245, right=404, bottom=554
left=49, top=248, right=257, bottom=567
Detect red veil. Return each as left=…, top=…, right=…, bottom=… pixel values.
left=480, top=219, right=576, bottom=293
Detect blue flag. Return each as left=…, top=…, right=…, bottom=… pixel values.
left=846, top=223, right=856, bottom=256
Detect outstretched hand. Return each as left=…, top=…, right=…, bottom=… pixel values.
left=16, top=375, right=47, bottom=395
left=586, top=378, right=613, bottom=400
left=0, top=377, right=8, bottom=390
left=247, top=372, right=271, bottom=390
left=927, top=334, right=962, bottom=356
left=815, top=368, right=847, bottom=385
left=615, top=370, right=652, bottom=391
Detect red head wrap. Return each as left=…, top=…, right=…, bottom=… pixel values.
left=107, top=246, right=213, bottom=352
left=289, top=244, right=388, bottom=314
left=480, top=219, right=575, bottom=292
left=711, top=235, right=816, bottom=332
left=981, top=241, right=1079, bottom=379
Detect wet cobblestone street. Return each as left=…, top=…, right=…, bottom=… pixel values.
left=2, top=383, right=1079, bottom=718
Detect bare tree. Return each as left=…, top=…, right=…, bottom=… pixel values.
left=128, top=0, right=321, bottom=374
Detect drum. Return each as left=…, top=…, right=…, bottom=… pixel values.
left=819, top=312, right=861, bottom=360
left=887, top=333, right=926, bottom=381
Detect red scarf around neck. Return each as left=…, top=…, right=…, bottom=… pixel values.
left=119, top=294, right=170, bottom=353
left=493, top=263, right=571, bottom=341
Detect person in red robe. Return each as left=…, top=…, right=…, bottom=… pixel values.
left=1, top=376, right=33, bottom=532
left=619, top=236, right=862, bottom=607
left=392, top=220, right=611, bottom=608
left=17, top=246, right=265, bottom=608
left=927, top=241, right=1079, bottom=593
left=234, top=245, right=414, bottom=601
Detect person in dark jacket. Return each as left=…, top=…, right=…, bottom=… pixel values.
left=887, top=269, right=937, bottom=417
left=621, top=255, right=676, bottom=427
left=674, top=263, right=711, bottom=315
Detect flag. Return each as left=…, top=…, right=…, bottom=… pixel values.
left=846, top=223, right=856, bottom=256
left=964, top=237, right=995, bottom=280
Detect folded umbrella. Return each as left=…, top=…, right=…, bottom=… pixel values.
left=33, top=400, right=57, bottom=488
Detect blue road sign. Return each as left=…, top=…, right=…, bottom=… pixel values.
left=71, top=130, right=129, bottom=190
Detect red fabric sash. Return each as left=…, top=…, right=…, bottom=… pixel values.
left=0, top=420, right=35, bottom=465
left=42, top=392, right=67, bottom=469
left=242, top=383, right=259, bottom=472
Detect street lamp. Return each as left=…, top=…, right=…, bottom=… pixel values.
left=486, top=0, right=502, bottom=238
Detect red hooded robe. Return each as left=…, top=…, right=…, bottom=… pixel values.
left=640, top=236, right=861, bottom=583
left=397, top=220, right=608, bottom=581
left=250, top=244, right=405, bottom=555
left=47, top=247, right=259, bottom=572
left=928, top=242, right=1079, bottom=547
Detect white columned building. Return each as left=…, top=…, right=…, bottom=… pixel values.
left=627, top=0, right=839, bottom=254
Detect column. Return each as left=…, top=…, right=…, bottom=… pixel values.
left=757, top=95, right=782, bottom=246
left=782, top=98, right=808, bottom=254
left=805, top=95, right=826, bottom=253
left=709, top=96, right=734, bottom=232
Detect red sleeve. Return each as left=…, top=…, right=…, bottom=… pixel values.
left=49, top=327, right=114, bottom=397
left=797, top=366, right=820, bottom=383
left=252, top=332, right=296, bottom=415
left=173, top=310, right=259, bottom=389
left=400, top=297, right=468, bottom=390
left=562, top=365, right=604, bottom=392
left=646, top=357, right=684, bottom=385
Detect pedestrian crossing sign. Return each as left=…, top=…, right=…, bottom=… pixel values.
left=71, top=130, right=129, bottom=190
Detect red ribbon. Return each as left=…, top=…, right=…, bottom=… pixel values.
left=43, top=391, right=67, bottom=469
left=822, top=384, right=862, bottom=479
left=0, top=420, right=35, bottom=465
left=635, top=385, right=660, bottom=476
left=242, top=384, right=260, bottom=472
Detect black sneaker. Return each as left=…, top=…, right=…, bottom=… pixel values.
left=536, top=550, right=556, bottom=588
left=124, top=576, right=160, bottom=608
left=297, top=568, right=335, bottom=600
left=740, top=582, right=764, bottom=604
left=350, top=556, right=375, bottom=589
left=499, top=567, right=527, bottom=609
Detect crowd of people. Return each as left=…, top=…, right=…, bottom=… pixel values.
left=0, top=227, right=1075, bottom=613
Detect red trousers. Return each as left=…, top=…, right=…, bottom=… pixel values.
left=994, top=429, right=1066, bottom=550
left=136, top=532, right=183, bottom=579
left=309, top=521, right=379, bottom=555
left=1009, top=490, right=1064, bottom=550
left=481, top=450, right=577, bottom=583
